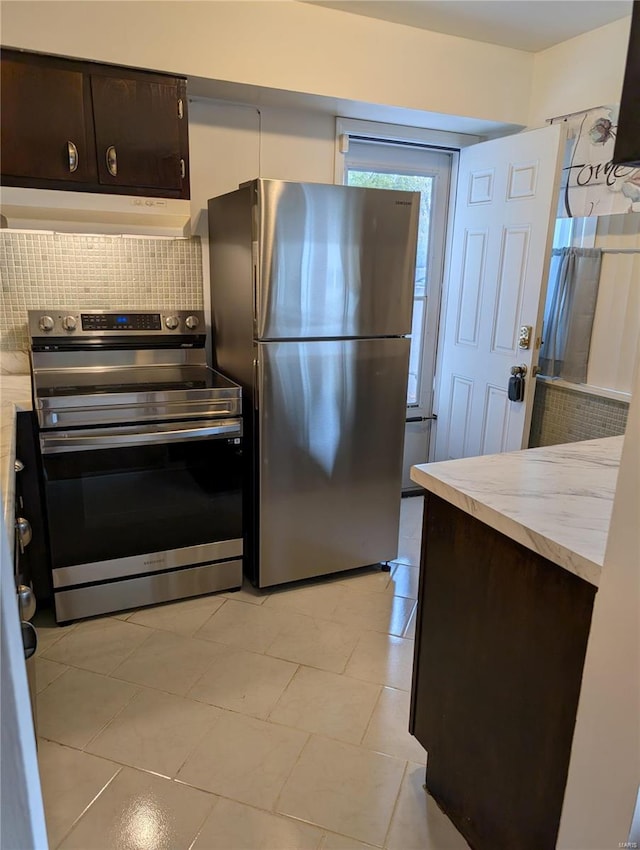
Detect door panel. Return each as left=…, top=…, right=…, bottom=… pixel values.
left=256, top=180, right=419, bottom=339
left=1, top=57, right=96, bottom=183
left=455, top=228, right=487, bottom=347
left=91, top=75, right=183, bottom=191
left=257, top=338, right=409, bottom=587
left=492, top=226, right=530, bottom=353
left=434, top=125, right=563, bottom=461
left=480, top=385, right=510, bottom=455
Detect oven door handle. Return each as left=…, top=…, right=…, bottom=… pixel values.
left=40, top=418, right=243, bottom=454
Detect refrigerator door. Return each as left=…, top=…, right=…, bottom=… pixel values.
left=256, top=337, right=410, bottom=587
left=256, top=180, right=419, bottom=340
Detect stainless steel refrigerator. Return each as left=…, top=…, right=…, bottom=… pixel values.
left=208, top=179, right=419, bottom=588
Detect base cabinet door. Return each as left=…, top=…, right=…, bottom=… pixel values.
left=410, top=493, right=596, bottom=850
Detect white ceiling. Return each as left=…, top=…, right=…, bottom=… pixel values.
left=302, top=1, right=632, bottom=52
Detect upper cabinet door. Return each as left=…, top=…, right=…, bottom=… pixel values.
left=256, top=180, right=419, bottom=340
left=1, top=57, right=96, bottom=183
left=91, top=74, right=188, bottom=195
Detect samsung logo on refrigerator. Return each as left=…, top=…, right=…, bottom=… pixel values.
left=394, top=200, right=412, bottom=206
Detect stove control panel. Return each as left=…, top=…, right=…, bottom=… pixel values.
left=29, top=310, right=206, bottom=339
left=81, top=313, right=163, bottom=331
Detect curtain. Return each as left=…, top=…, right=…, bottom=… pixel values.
left=539, top=247, right=602, bottom=383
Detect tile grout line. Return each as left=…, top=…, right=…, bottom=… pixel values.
left=271, top=729, right=313, bottom=816
left=51, top=765, right=123, bottom=850
left=356, top=682, right=385, bottom=748
left=185, top=792, right=221, bottom=850
left=81, top=679, right=144, bottom=753
left=381, top=759, right=411, bottom=850
left=272, top=732, right=405, bottom=848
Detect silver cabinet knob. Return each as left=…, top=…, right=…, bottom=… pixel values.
left=185, top=315, right=200, bottom=330
left=62, top=315, right=77, bottom=331
left=39, top=315, right=54, bottom=332
left=17, top=585, right=36, bottom=622
left=15, top=517, right=32, bottom=553
left=165, top=315, right=179, bottom=330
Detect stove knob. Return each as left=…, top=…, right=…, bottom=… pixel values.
left=185, top=315, right=200, bottom=330
left=38, top=315, right=54, bottom=332
left=165, top=315, right=179, bottom=330
left=62, top=315, right=77, bottom=331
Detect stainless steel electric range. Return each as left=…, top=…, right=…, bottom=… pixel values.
left=28, top=309, right=243, bottom=624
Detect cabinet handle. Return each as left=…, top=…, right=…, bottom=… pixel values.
left=180, top=158, right=186, bottom=179
left=67, top=141, right=78, bottom=173
left=106, top=145, right=118, bottom=177
left=177, top=98, right=184, bottom=119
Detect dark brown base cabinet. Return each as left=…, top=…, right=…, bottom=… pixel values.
left=409, top=493, right=596, bottom=850
left=1, top=49, right=190, bottom=199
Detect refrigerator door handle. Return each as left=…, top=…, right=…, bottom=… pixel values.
left=253, top=358, right=259, bottom=411
left=252, top=240, right=259, bottom=336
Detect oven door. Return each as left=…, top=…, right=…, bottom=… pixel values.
left=40, top=418, right=243, bottom=587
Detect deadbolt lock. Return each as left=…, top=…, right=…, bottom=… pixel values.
left=518, top=325, right=533, bottom=350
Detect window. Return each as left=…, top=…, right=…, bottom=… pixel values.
left=342, top=138, right=451, bottom=411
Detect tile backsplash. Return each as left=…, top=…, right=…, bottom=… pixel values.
left=529, top=380, right=629, bottom=447
left=0, top=231, right=204, bottom=350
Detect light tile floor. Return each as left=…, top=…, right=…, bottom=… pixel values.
left=34, top=495, right=470, bottom=850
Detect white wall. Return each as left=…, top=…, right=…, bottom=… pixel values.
left=529, top=16, right=631, bottom=126
left=557, top=338, right=640, bottom=849
left=1, top=0, right=532, bottom=127
left=187, top=97, right=336, bottom=345
left=1, top=1, right=632, bottom=156
left=588, top=214, right=640, bottom=395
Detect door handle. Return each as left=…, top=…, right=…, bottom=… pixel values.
left=67, top=141, right=78, bottom=173
left=106, top=145, right=117, bottom=177
left=508, top=364, right=527, bottom=402
left=406, top=414, right=438, bottom=423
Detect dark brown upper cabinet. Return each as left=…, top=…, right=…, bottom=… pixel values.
left=1, top=54, right=97, bottom=184
left=1, top=49, right=190, bottom=199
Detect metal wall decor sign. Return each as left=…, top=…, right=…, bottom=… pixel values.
left=553, top=105, right=640, bottom=218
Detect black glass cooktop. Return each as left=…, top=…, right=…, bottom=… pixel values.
left=35, top=366, right=238, bottom=399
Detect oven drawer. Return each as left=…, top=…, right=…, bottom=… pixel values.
left=54, top=559, right=243, bottom=623
left=40, top=417, right=242, bottom=454
left=52, top=538, right=243, bottom=588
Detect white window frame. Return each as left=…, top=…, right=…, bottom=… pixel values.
left=333, top=117, right=480, bottom=184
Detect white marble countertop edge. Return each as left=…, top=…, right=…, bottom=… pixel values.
left=410, top=437, right=624, bottom=589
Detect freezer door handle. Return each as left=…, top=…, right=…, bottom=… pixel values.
left=253, top=359, right=259, bottom=411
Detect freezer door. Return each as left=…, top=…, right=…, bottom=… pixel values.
left=257, top=337, right=410, bottom=587
left=256, top=180, right=419, bottom=340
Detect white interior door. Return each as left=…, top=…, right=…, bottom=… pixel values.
left=433, top=124, right=563, bottom=461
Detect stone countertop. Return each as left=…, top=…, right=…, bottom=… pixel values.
left=410, top=436, right=623, bottom=587
left=1, top=374, right=33, bottom=541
